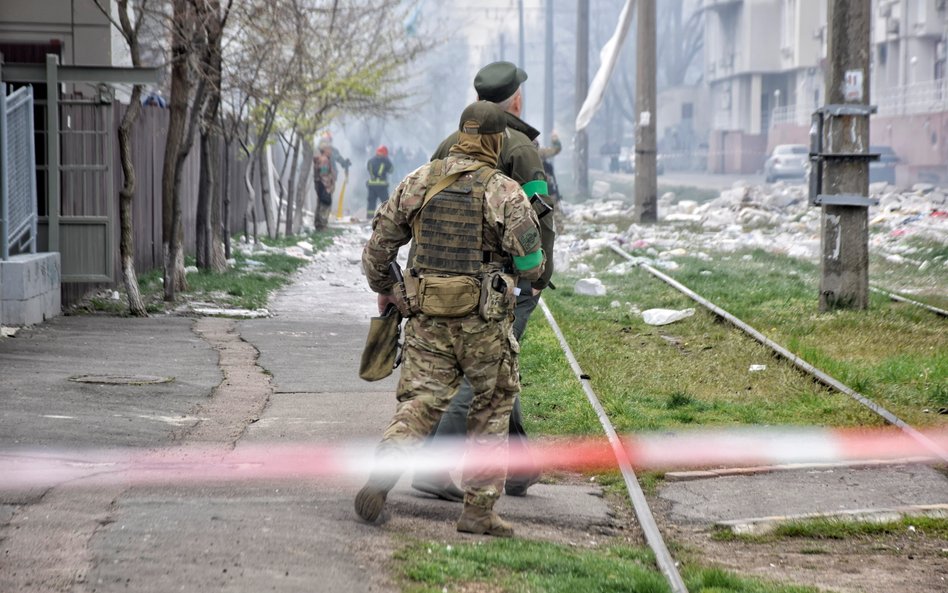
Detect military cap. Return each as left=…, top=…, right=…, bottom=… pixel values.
left=458, top=101, right=508, bottom=135
left=474, top=61, right=528, bottom=103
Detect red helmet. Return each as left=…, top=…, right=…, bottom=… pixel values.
left=376, top=145, right=388, bottom=157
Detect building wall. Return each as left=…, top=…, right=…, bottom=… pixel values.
left=0, top=0, right=112, bottom=66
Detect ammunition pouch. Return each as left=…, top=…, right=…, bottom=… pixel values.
left=359, top=304, right=403, bottom=382
left=417, top=275, right=480, bottom=317
left=479, top=270, right=517, bottom=322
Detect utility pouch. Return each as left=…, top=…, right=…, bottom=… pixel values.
left=359, top=304, right=402, bottom=382
left=390, top=263, right=420, bottom=318
left=417, top=275, right=480, bottom=317
left=479, top=270, right=517, bottom=322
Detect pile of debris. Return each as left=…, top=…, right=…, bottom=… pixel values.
left=556, top=180, right=948, bottom=273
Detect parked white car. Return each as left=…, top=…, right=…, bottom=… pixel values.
left=764, top=144, right=809, bottom=183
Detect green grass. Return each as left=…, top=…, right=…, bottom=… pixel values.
left=395, top=538, right=820, bottom=593
left=713, top=516, right=948, bottom=543
left=869, top=237, right=948, bottom=310
left=520, top=246, right=947, bottom=435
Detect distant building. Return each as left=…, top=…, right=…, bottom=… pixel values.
left=701, top=0, right=948, bottom=185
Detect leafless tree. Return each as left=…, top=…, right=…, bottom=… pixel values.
left=224, top=0, right=431, bottom=238
left=93, top=0, right=154, bottom=316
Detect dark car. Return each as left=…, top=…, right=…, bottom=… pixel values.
left=869, top=145, right=899, bottom=185
left=764, top=144, right=809, bottom=183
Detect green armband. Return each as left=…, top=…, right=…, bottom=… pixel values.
left=521, top=179, right=548, bottom=198
left=513, top=249, right=543, bottom=271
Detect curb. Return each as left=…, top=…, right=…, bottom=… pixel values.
left=716, top=503, right=948, bottom=536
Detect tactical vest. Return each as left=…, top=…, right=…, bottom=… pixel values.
left=413, top=161, right=502, bottom=276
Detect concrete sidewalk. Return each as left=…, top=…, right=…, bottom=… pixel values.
left=0, top=225, right=615, bottom=593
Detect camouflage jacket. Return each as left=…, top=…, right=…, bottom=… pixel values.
left=362, top=155, right=544, bottom=296
left=432, top=112, right=555, bottom=290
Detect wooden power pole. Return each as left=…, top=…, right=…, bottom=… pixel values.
left=518, top=0, right=526, bottom=115
left=544, top=0, right=554, bottom=140
left=575, top=0, right=589, bottom=198
left=634, top=0, right=657, bottom=222
left=819, top=0, right=871, bottom=310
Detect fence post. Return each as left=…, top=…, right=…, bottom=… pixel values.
left=45, top=54, right=60, bottom=253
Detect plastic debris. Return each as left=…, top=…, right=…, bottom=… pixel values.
left=641, top=308, right=695, bottom=326
left=749, top=364, right=767, bottom=372
left=575, top=277, right=607, bottom=296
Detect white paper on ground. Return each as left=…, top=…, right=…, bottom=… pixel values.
left=641, top=308, right=695, bottom=326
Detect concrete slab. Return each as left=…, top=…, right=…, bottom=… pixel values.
left=658, top=464, right=948, bottom=526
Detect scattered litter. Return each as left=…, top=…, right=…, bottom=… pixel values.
left=184, top=265, right=199, bottom=274
left=641, top=308, right=695, bottom=326
left=574, top=277, right=607, bottom=296
left=1, top=326, right=18, bottom=338
left=111, top=290, right=120, bottom=300
left=191, top=306, right=270, bottom=318
left=749, top=364, right=768, bottom=372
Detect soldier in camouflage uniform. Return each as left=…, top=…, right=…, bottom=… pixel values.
left=356, top=101, right=545, bottom=537
left=413, top=61, right=555, bottom=502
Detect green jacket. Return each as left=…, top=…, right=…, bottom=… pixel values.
left=432, top=112, right=555, bottom=290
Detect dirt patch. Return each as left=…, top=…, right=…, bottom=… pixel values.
left=650, top=489, right=948, bottom=593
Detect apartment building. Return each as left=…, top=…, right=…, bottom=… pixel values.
left=701, top=0, right=824, bottom=174
left=704, top=0, right=948, bottom=184
left=0, top=0, right=114, bottom=67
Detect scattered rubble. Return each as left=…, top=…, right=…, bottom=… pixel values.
left=555, top=179, right=948, bottom=276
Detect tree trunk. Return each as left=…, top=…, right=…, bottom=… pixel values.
left=244, top=155, right=257, bottom=244
left=117, top=88, right=148, bottom=316
left=258, top=149, right=274, bottom=238
left=222, top=135, right=232, bottom=260
left=284, top=134, right=302, bottom=237
left=163, top=0, right=192, bottom=301
left=208, top=130, right=226, bottom=271
left=294, top=140, right=313, bottom=231
left=196, top=130, right=212, bottom=269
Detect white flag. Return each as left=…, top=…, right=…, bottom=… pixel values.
left=575, top=0, right=636, bottom=131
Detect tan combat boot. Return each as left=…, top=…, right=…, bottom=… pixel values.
left=456, top=504, right=514, bottom=537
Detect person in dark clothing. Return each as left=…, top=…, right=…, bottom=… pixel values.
left=365, top=145, right=394, bottom=219
left=411, top=61, right=556, bottom=502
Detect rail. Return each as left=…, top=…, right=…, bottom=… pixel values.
left=608, top=243, right=948, bottom=465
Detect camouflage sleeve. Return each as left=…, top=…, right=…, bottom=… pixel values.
left=507, top=143, right=556, bottom=290
left=537, top=137, right=562, bottom=159
left=361, top=174, right=421, bottom=294
left=486, top=176, right=545, bottom=284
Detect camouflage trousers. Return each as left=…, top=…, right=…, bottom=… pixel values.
left=374, top=312, right=520, bottom=510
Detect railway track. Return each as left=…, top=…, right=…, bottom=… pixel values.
left=534, top=242, right=947, bottom=593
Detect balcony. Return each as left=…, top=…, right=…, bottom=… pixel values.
left=771, top=79, right=948, bottom=128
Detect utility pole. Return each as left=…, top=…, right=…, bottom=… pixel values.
left=575, top=0, right=589, bottom=198
left=544, top=0, right=554, bottom=140
left=819, top=0, right=871, bottom=310
left=634, top=0, right=657, bottom=222
left=518, top=0, right=526, bottom=115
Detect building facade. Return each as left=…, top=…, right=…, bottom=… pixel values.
left=703, top=0, right=948, bottom=184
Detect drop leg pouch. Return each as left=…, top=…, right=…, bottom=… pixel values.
left=359, top=304, right=402, bottom=381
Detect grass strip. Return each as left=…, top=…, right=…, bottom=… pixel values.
left=395, top=538, right=819, bottom=593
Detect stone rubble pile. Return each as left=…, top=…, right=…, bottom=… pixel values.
left=555, top=179, right=948, bottom=275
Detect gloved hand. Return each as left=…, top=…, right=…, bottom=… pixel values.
left=343, top=158, right=352, bottom=173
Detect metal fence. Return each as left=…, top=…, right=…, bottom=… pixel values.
left=0, top=83, right=38, bottom=260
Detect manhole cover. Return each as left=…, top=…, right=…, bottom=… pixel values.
left=69, top=374, right=175, bottom=385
